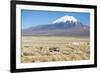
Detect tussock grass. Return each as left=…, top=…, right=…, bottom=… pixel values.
left=21, top=36, right=90, bottom=63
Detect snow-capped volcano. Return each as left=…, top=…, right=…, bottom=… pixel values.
left=52, top=15, right=78, bottom=24
left=22, top=15, right=89, bottom=36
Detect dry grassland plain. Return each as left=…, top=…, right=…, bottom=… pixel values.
left=21, top=36, right=90, bottom=63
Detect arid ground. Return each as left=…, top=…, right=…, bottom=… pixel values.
left=21, top=36, right=90, bottom=63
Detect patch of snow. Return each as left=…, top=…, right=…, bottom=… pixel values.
left=52, top=15, right=78, bottom=24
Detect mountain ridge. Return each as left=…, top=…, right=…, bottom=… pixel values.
left=22, top=15, right=90, bottom=37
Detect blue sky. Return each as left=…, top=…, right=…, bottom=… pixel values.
left=21, top=10, right=90, bottom=29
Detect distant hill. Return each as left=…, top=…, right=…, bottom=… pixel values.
left=22, top=15, right=90, bottom=37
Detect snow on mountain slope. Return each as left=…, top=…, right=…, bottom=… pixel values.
left=22, top=15, right=89, bottom=36
left=52, top=15, right=78, bottom=24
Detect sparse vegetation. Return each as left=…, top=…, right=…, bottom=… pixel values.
left=21, top=36, right=90, bottom=63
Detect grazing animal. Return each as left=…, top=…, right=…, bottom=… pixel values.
left=39, top=47, right=43, bottom=51
left=49, top=47, right=60, bottom=53
left=72, top=42, right=80, bottom=45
